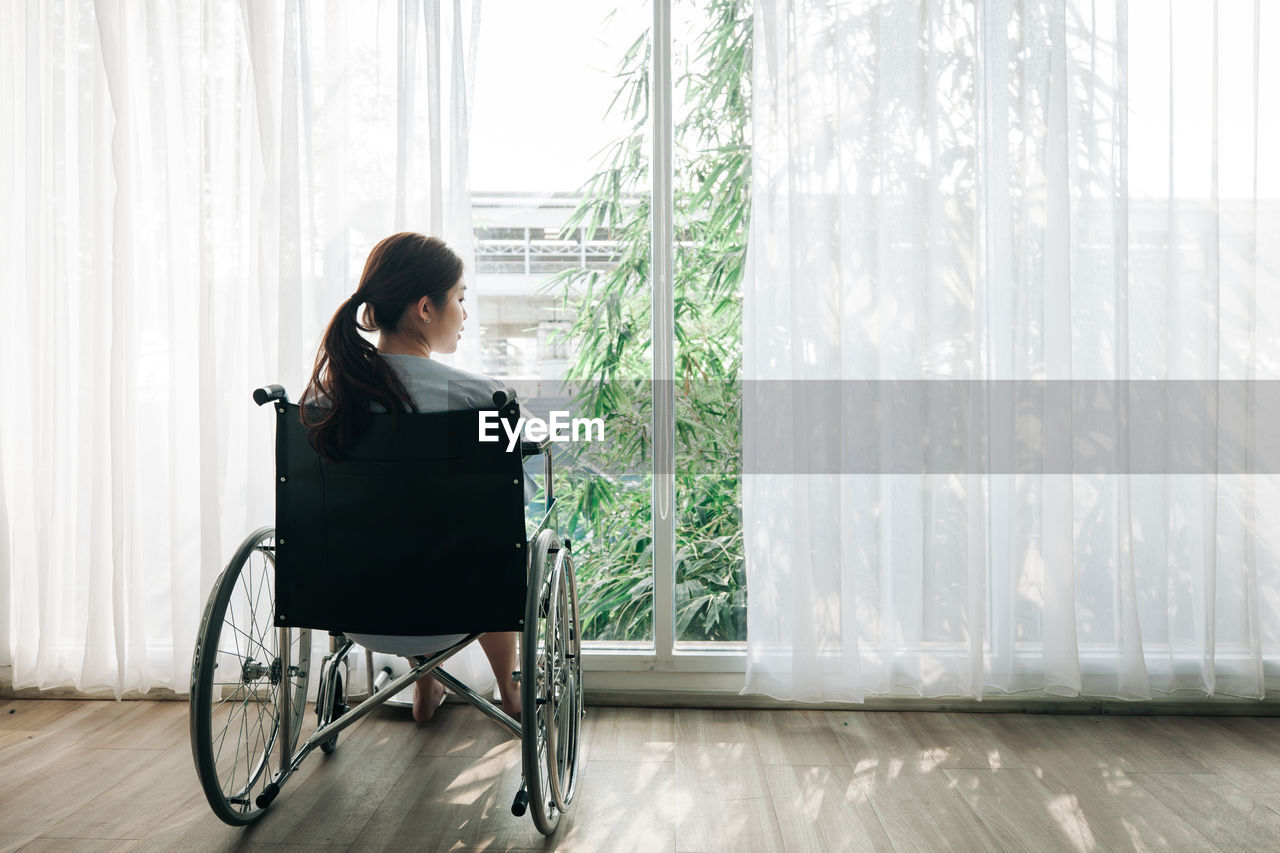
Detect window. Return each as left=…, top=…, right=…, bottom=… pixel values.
left=470, top=1, right=749, bottom=683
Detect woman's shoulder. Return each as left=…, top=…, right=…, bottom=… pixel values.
left=380, top=353, right=506, bottom=411
left=382, top=353, right=503, bottom=387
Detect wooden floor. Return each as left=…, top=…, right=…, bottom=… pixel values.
left=3, top=699, right=1280, bottom=852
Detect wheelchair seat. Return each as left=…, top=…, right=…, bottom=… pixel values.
left=188, top=385, right=584, bottom=836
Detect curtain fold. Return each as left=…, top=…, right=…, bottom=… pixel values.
left=0, top=0, right=480, bottom=695
left=744, top=0, right=1280, bottom=701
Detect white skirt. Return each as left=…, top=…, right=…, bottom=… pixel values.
left=345, top=632, right=469, bottom=657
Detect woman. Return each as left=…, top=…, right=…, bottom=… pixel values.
left=300, top=232, right=525, bottom=723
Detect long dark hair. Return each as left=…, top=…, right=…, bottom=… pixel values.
left=300, top=232, right=464, bottom=460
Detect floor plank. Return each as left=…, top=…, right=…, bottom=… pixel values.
left=6, top=699, right=1280, bottom=853
left=944, top=767, right=1093, bottom=852
left=751, top=709, right=849, bottom=768
left=15, top=839, right=136, bottom=853
left=825, top=712, right=1001, bottom=852
left=985, top=715, right=1223, bottom=851
left=1174, top=716, right=1280, bottom=801
left=1056, top=715, right=1211, bottom=774
left=0, top=699, right=82, bottom=752
left=349, top=753, right=517, bottom=852
left=900, top=711, right=1033, bottom=771
left=554, top=759, right=679, bottom=853
left=1131, top=771, right=1280, bottom=853
left=0, top=745, right=157, bottom=844
left=412, top=702, right=520, bottom=760
left=240, top=706, right=424, bottom=848
left=763, top=763, right=893, bottom=853
left=38, top=747, right=197, bottom=841
left=676, top=709, right=784, bottom=852
left=0, top=701, right=151, bottom=771
left=586, top=707, right=674, bottom=763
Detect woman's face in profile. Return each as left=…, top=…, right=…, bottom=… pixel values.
left=427, top=280, right=467, bottom=354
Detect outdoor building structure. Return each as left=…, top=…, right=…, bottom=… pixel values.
left=473, top=192, right=620, bottom=381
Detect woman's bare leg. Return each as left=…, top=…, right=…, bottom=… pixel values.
left=412, top=675, right=445, bottom=724
left=478, top=632, right=521, bottom=718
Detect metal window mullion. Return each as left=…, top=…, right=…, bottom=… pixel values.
left=651, top=0, right=675, bottom=664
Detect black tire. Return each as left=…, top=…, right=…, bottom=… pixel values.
left=522, top=529, right=559, bottom=835
left=190, top=527, right=312, bottom=826
left=521, top=530, right=584, bottom=835
left=548, top=544, right=584, bottom=811
left=319, top=670, right=344, bottom=755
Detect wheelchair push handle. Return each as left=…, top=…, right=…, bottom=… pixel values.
left=521, top=438, right=550, bottom=456
left=253, top=385, right=289, bottom=407
left=491, top=388, right=551, bottom=457
left=488, top=384, right=545, bottom=455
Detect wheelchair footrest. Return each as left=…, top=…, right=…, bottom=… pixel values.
left=255, top=782, right=281, bottom=809
left=511, top=785, right=529, bottom=817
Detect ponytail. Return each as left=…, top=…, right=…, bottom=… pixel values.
left=300, top=294, right=417, bottom=461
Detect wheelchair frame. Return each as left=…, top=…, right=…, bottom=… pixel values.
left=188, top=385, right=584, bottom=836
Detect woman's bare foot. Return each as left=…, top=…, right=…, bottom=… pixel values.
left=412, top=676, right=446, bottom=724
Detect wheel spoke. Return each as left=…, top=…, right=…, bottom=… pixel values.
left=227, top=599, right=243, bottom=661
left=249, top=559, right=270, bottom=650
left=211, top=680, right=247, bottom=765
left=243, top=566, right=265, bottom=655
left=227, top=684, right=250, bottom=797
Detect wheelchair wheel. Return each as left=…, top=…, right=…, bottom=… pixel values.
left=521, top=531, right=584, bottom=835
left=190, top=526, right=312, bottom=826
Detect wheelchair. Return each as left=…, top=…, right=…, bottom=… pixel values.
left=188, top=385, right=584, bottom=835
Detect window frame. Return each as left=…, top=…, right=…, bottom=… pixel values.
left=572, top=0, right=749, bottom=687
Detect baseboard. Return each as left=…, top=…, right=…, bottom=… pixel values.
left=6, top=662, right=1280, bottom=714
left=0, top=666, right=185, bottom=701
left=583, top=688, right=1280, bottom=715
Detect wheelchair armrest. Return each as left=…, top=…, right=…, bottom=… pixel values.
left=253, top=385, right=289, bottom=406
left=492, top=387, right=519, bottom=408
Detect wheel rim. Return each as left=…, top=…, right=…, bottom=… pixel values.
left=548, top=547, right=582, bottom=809
left=208, top=546, right=307, bottom=800
left=192, top=529, right=310, bottom=823
left=542, top=555, right=563, bottom=807
left=522, top=530, right=561, bottom=834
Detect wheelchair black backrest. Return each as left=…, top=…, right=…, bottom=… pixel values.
left=271, top=397, right=528, bottom=636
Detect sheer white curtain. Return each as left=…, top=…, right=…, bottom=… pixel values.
left=744, top=0, right=1280, bottom=701
left=0, top=0, right=480, bottom=695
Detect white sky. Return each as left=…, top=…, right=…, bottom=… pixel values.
left=470, top=2, right=650, bottom=194
left=465, top=2, right=1275, bottom=199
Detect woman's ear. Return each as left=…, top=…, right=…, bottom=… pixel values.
left=418, top=295, right=434, bottom=326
